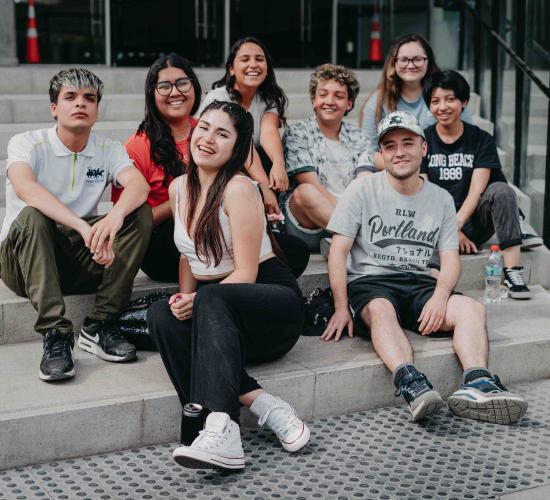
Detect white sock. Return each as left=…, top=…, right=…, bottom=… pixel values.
left=249, top=392, right=278, bottom=420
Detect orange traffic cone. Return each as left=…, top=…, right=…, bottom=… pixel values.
left=368, top=13, right=383, bottom=63
left=26, top=0, right=40, bottom=64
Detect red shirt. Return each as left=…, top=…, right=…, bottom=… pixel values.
left=112, top=118, right=197, bottom=207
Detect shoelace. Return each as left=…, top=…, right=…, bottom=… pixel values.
left=258, top=402, right=298, bottom=436
left=394, top=372, right=432, bottom=398
left=193, top=427, right=229, bottom=449
left=44, top=336, right=72, bottom=359
left=505, top=268, right=526, bottom=286
left=472, top=375, right=507, bottom=393
left=98, top=322, right=128, bottom=343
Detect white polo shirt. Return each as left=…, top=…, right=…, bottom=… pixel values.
left=1, top=126, right=132, bottom=242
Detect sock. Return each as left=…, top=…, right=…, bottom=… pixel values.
left=249, top=392, right=277, bottom=420
left=393, top=363, right=418, bottom=388
left=463, top=367, right=492, bottom=384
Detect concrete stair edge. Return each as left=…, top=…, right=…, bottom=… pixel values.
left=0, top=246, right=548, bottom=346
left=2, top=284, right=550, bottom=470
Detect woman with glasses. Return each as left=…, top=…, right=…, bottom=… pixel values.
left=360, top=33, right=472, bottom=170
left=112, top=53, right=201, bottom=282
left=148, top=100, right=310, bottom=470
left=197, top=37, right=310, bottom=276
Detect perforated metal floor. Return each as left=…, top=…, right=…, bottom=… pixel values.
left=1, top=379, right=550, bottom=500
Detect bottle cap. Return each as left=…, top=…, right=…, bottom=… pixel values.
left=490, top=245, right=500, bottom=251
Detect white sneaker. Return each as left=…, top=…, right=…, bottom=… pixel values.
left=172, top=412, right=245, bottom=470
left=257, top=397, right=310, bottom=452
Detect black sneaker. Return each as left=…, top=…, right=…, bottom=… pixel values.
left=503, top=267, right=532, bottom=300
left=395, top=368, right=445, bottom=421
left=78, top=317, right=137, bottom=362
left=39, top=329, right=75, bottom=382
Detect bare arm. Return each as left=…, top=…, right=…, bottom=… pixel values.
left=320, top=233, right=355, bottom=342
left=7, top=162, right=90, bottom=237
left=418, top=249, right=461, bottom=335
left=87, top=165, right=150, bottom=252
left=294, top=171, right=338, bottom=206
left=220, top=178, right=266, bottom=284
left=260, top=112, right=288, bottom=191
left=244, top=146, right=280, bottom=214
left=152, top=199, right=172, bottom=226
left=456, top=168, right=491, bottom=229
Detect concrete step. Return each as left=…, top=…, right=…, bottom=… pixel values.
left=523, top=179, right=546, bottom=235
left=501, top=92, right=548, bottom=117
left=0, top=92, right=370, bottom=124
left=1, top=246, right=549, bottom=346
left=0, top=66, right=381, bottom=96
left=1, top=284, right=550, bottom=470
left=500, top=115, right=548, bottom=147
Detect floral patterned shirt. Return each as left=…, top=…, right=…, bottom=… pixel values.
left=281, top=116, right=375, bottom=207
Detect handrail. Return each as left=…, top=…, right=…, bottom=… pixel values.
left=461, top=0, right=550, bottom=99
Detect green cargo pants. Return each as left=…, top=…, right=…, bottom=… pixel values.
left=0, top=204, right=153, bottom=336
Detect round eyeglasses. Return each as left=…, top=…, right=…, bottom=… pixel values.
left=395, top=56, right=428, bottom=68
left=155, top=77, right=193, bottom=96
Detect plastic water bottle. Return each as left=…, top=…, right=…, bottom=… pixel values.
left=484, top=245, right=505, bottom=303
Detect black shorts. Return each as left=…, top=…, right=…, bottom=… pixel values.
left=348, top=272, right=457, bottom=336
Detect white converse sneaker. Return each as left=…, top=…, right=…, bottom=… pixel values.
left=172, top=412, right=245, bottom=470
left=255, top=395, right=310, bottom=452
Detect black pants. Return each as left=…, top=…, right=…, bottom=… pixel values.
left=142, top=218, right=310, bottom=282
left=147, top=257, right=304, bottom=422
left=463, top=182, right=522, bottom=250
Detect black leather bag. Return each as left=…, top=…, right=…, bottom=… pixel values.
left=116, top=291, right=171, bottom=350
left=302, top=287, right=335, bottom=336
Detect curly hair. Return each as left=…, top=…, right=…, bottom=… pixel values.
left=309, top=64, right=360, bottom=115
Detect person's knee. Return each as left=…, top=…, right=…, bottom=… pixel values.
left=147, top=299, right=172, bottom=338
left=447, top=295, right=486, bottom=327
left=361, top=298, right=396, bottom=327
left=194, top=284, right=230, bottom=313
left=292, top=183, right=322, bottom=210
left=17, top=207, right=54, bottom=234
left=488, top=182, right=517, bottom=206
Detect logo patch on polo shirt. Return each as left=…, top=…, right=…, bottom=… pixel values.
left=86, top=167, right=105, bottom=184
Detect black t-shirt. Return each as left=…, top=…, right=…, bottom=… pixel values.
left=420, top=122, right=507, bottom=210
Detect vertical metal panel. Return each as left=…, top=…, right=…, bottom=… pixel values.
left=104, top=0, right=111, bottom=66
left=331, top=0, right=337, bottom=63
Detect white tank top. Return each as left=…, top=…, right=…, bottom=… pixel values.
left=173, top=175, right=273, bottom=276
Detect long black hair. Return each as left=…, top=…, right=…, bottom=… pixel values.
left=187, top=100, right=284, bottom=266
left=212, top=37, right=288, bottom=126
left=138, top=53, right=202, bottom=187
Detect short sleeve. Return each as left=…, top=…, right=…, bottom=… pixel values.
left=196, top=87, right=229, bottom=117
left=125, top=134, right=152, bottom=180
left=326, top=178, right=364, bottom=239
left=360, top=93, right=381, bottom=155
left=282, top=124, right=316, bottom=177
left=474, top=130, right=501, bottom=170
left=436, top=192, right=459, bottom=251
left=6, top=133, right=37, bottom=172
left=355, top=149, right=376, bottom=175
left=105, top=141, right=133, bottom=187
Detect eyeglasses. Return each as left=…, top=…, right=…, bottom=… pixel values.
left=155, top=77, right=193, bottom=96
left=395, top=56, right=428, bottom=68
